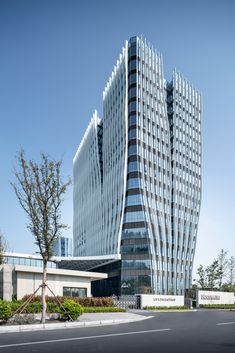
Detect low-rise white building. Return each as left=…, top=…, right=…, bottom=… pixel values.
left=0, top=263, right=107, bottom=301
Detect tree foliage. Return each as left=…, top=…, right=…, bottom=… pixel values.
left=227, top=256, right=235, bottom=285
left=0, top=231, right=7, bottom=265
left=11, top=150, right=71, bottom=261
left=196, top=265, right=207, bottom=289
left=205, top=260, right=222, bottom=289
left=11, top=150, right=71, bottom=323
left=217, top=249, right=228, bottom=287
left=195, top=249, right=235, bottom=291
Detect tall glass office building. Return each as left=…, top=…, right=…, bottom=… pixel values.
left=73, top=36, right=202, bottom=295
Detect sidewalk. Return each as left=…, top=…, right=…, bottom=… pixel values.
left=0, top=312, right=152, bottom=334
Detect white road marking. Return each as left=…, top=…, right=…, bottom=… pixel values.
left=0, top=328, right=171, bottom=349
left=216, top=321, right=235, bottom=326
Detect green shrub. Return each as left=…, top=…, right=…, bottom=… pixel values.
left=77, top=297, right=114, bottom=307
left=199, top=304, right=235, bottom=309
left=144, top=306, right=189, bottom=310
left=10, top=300, right=23, bottom=313
left=11, top=300, right=61, bottom=314
left=26, top=302, right=43, bottom=313
left=59, top=299, right=84, bottom=320
left=46, top=302, right=60, bottom=313
left=83, top=307, right=126, bottom=313
left=12, top=301, right=42, bottom=314
left=21, top=295, right=114, bottom=307
left=0, top=300, right=12, bottom=321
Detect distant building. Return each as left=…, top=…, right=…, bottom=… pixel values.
left=53, top=236, right=73, bottom=257
left=73, top=36, right=202, bottom=295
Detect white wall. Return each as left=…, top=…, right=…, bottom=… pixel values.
left=197, top=290, right=235, bottom=306
left=16, top=271, right=91, bottom=300
left=139, top=294, right=184, bottom=309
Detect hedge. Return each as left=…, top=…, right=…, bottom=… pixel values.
left=10, top=303, right=125, bottom=314
left=83, top=307, right=125, bottom=313
left=9, top=299, right=125, bottom=316
left=21, top=295, right=114, bottom=307
left=144, top=306, right=189, bottom=310
left=0, top=300, right=12, bottom=321
left=1, top=296, right=127, bottom=322
left=199, top=304, right=235, bottom=309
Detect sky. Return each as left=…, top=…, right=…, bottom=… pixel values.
left=0, top=0, right=235, bottom=279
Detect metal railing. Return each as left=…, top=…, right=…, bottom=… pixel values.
left=112, top=295, right=140, bottom=309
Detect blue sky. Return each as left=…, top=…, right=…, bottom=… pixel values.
left=0, top=0, right=234, bottom=276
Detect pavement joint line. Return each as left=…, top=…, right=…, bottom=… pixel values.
left=216, top=321, right=235, bottom=326
left=0, top=316, right=154, bottom=334
left=0, top=328, right=171, bottom=349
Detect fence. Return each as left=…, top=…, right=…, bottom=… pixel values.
left=112, top=295, right=140, bottom=309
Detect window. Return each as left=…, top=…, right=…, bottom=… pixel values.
left=129, top=45, right=136, bottom=56
left=128, top=101, right=136, bottom=113
left=128, top=161, right=139, bottom=172
left=128, top=129, right=137, bottom=140
left=129, top=73, right=137, bottom=85
left=128, top=115, right=137, bottom=127
left=126, top=194, right=142, bottom=206
left=122, top=227, right=148, bottom=239
left=124, top=211, right=145, bottom=222
left=122, top=259, right=151, bottom=269
left=129, top=87, right=137, bottom=99
left=121, top=244, right=149, bottom=254
left=129, top=59, right=137, bottom=71
left=127, top=178, right=140, bottom=189
left=128, top=145, right=137, bottom=156
left=63, top=287, right=87, bottom=298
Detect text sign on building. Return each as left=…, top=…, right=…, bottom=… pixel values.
left=197, top=290, right=235, bottom=306
left=139, top=294, right=184, bottom=309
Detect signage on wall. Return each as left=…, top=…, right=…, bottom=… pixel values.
left=197, top=290, right=235, bottom=306
left=138, top=294, right=184, bottom=309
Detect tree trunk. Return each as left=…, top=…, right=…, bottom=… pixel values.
left=41, top=259, right=47, bottom=324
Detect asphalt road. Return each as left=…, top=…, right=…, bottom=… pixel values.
left=0, top=310, right=235, bottom=353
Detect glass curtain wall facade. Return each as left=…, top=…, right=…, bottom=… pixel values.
left=53, top=236, right=73, bottom=257
left=73, top=36, right=202, bottom=295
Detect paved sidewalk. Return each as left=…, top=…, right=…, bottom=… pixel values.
left=0, top=312, right=152, bottom=334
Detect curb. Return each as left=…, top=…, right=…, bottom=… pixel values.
left=0, top=315, right=153, bottom=334
left=143, top=309, right=197, bottom=313
left=196, top=309, right=235, bottom=312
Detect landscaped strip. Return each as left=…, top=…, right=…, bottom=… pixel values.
left=143, top=306, right=191, bottom=311
left=83, top=307, right=125, bottom=313
left=0, top=297, right=126, bottom=325
left=199, top=304, right=235, bottom=309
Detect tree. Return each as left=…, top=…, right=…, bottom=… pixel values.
left=0, top=231, right=7, bottom=265
left=195, top=264, right=207, bottom=289
left=205, top=260, right=222, bottom=289
left=227, top=256, right=235, bottom=286
left=11, top=150, right=71, bottom=323
left=220, top=283, right=235, bottom=292
left=217, top=249, right=228, bottom=288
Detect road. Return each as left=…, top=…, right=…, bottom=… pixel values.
left=0, top=310, right=235, bottom=353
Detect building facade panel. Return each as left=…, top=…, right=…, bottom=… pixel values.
left=73, top=111, right=103, bottom=256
